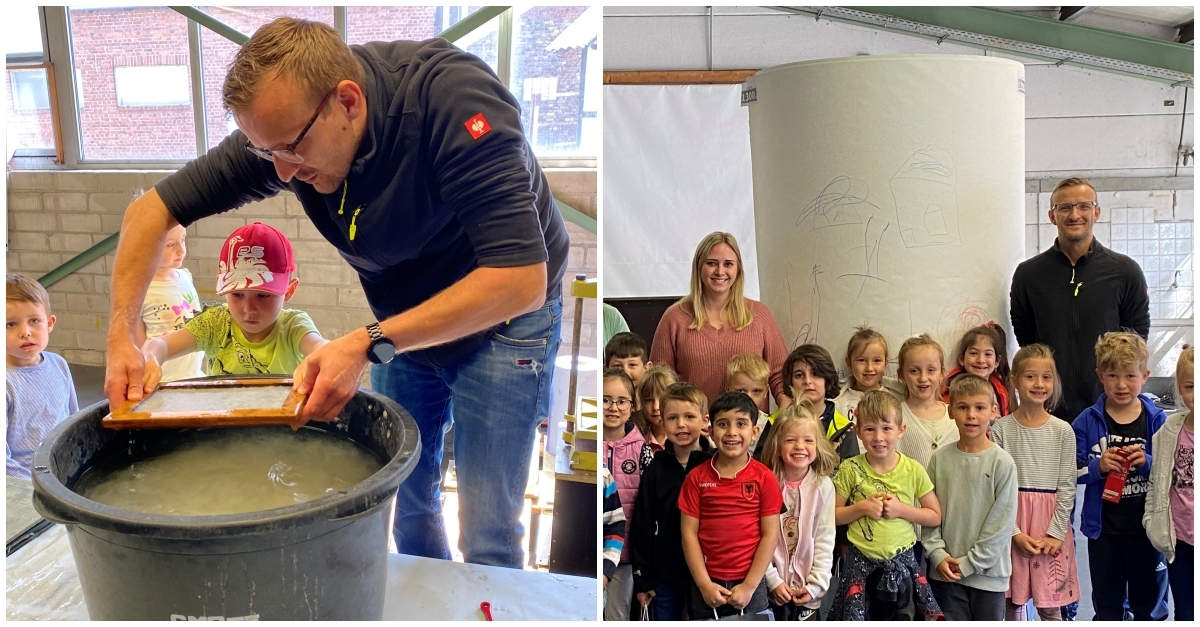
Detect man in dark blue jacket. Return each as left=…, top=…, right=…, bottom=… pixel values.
left=104, top=18, right=569, bottom=569
left=1010, top=177, right=1150, bottom=423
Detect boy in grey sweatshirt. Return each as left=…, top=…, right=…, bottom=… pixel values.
left=922, top=375, right=1018, bottom=621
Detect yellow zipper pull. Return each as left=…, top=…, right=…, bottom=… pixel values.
left=1075, top=282, right=1084, bottom=297
left=349, top=207, right=362, bottom=240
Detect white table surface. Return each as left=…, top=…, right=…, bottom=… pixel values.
left=7, top=524, right=597, bottom=621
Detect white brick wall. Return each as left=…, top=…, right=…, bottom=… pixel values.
left=6, top=169, right=598, bottom=368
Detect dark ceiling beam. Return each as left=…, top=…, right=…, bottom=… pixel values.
left=1059, top=7, right=1098, bottom=22
left=847, top=6, right=1193, bottom=76
left=1178, top=20, right=1194, bottom=45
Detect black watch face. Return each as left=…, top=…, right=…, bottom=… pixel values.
left=370, top=342, right=393, bottom=364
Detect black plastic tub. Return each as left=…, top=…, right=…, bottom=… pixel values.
left=31, top=386, right=419, bottom=621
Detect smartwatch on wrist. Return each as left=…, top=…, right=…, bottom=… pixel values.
left=365, top=322, right=395, bottom=365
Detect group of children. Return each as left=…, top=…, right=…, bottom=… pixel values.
left=6, top=221, right=326, bottom=480
left=602, top=323, right=1194, bottom=621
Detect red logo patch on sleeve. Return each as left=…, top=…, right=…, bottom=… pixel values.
left=464, top=113, right=491, bottom=140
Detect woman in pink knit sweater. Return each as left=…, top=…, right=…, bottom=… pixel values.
left=649, top=232, right=788, bottom=406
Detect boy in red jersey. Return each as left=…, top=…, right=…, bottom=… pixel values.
left=680, top=391, right=783, bottom=619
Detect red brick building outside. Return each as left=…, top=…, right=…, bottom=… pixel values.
left=6, top=6, right=592, bottom=161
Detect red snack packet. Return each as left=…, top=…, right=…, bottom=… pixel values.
left=1102, top=449, right=1132, bottom=503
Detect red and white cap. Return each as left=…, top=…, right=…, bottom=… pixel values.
left=215, top=222, right=295, bottom=296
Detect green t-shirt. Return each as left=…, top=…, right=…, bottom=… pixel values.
left=833, top=452, right=934, bottom=561
left=184, top=305, right=318, bottom=377
left=602, top=303, right=629, bottom=348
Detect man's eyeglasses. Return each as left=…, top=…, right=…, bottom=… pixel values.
left=244, top=87, right=337, bottom=164
left=1052, top=201, right=1098, bottom=214
left=603, top=397, right=632, bottom=410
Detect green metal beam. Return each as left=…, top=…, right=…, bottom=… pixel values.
left=851, top=6, right=1192, bottom=76
left=169, top=6, right=249, bottom=46
left=555, top=198, right=596, bottom=234
left=38, top=192, right=593, bottom=289
left=439, top=7, right=510, bottom=44
left=39, top=233, right=119, bottom=289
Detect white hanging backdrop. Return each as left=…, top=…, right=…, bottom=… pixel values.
left=746, top=55, right=1026, bottom=361
left=603, top=84, right=759, bottom=299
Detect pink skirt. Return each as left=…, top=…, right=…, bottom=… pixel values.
left=1008, top=490, right=1080, bottom=608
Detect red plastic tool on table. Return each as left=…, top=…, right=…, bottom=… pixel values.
left=480, top=601, right=493, bottom=621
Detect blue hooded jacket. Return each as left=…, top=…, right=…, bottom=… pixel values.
left=1072, top=393, right=1166, bottom=540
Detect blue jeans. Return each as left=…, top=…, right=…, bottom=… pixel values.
left=1167, top=539, right=1193, bottom=621
left=651, top=582, right=687, bottom=621
left=372, top=297, right=562, bottom=568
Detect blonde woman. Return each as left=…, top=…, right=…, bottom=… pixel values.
left=650, top=232, right=787, bottom=407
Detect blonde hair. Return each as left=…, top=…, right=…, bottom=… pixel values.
left=1094, top=331, right=1149, bottom=372
left=896, top=334, right=945, bottom=399
left=948, top=374, right=996, bottom=406
left=1010, top=344, right=1063, bottom=411
left=637, top=365, right=679, bottom=413
left=1177, top=344, right=1194, bottom=395
left=6, top=274, right=51, bottom=316
left=725, top=353, right=769, bottom=388
left=845, top=326, right=889, bottom=368
left=223, top=17, right=366, bottom=114
left=680, top=232, right=752, bottom=331
left=661, top=381, right=709, bottom=418
left=856, top=390, right=903, bottom=426
left=761, top=403, right=838, bottom=480
left=1050, top=176, right=1097, bottom=204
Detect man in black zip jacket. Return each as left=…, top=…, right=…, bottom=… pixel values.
left=1010, top=177, right=1149, bottom=423
left=104, top=18, right=568, bottom=569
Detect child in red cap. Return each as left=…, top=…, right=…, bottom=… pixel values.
left=140, top=222, right=328, bottom=387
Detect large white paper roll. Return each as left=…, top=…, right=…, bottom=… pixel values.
left=746, top=55, right=1025, bottom=368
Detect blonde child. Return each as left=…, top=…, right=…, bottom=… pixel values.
left=603, top=367, right=647, bottom=621
left=1144, top=345, right=1194, bottom=620
left=633, top=366, right=678, bottom=453
left=895, top=334, right=956, bottom=470
left=833, top=326, right=903, bottom=424
left=1073, top=332, right=1167, bottom=620
left=941, top=323, right=1012, bottom=417
left=831, top=390, right=943, bottom=620
left=138, top=224, right=204, bottom=382
left=6, top=275, right=78, bottom=480
left=991, top=344, right=1080, bottom=620
left=726, top=353, right=772, bottom=452
left=630, top=381, right=715, bottom=621
left=760, top=404, right=838, bottom=621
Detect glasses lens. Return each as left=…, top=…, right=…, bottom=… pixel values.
left=243, top=144, right=304, bottom=164
left=273, top=150, right=304, bottom=164
left=245, top=145, right=274, bottom=161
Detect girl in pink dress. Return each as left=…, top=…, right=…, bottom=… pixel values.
left=990, top=344, right=1080, bottom=620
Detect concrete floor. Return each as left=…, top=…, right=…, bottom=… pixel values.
left=64, top=364, right=556, bottom=571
